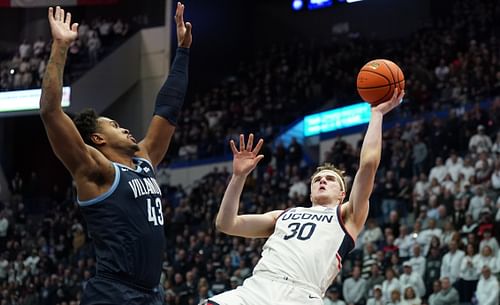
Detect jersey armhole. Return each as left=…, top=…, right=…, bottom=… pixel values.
left=78, top=163, right=121, bottom=206
left=336, top=204, right=356, bottom=247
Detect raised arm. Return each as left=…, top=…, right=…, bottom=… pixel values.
left=215, top=134, right=283, bottom=238
left=343, top=89, right=405, bottom=236
left=40, top=7, right=100, bottom=176
left=138, top=2, right=192, bottom=166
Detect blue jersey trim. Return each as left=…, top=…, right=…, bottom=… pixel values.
left=77, top=163, right=121, bottom=206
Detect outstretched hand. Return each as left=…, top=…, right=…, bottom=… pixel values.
left=48, top=6, right=78, bottom=46
left=230, top=134, right=264, bottom=177
left=372, top=88, right=405, bottom=115
left=175, top=2, right=192, bottom=48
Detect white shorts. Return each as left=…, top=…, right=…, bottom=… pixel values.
left=207, top=274, right=323, bottom=305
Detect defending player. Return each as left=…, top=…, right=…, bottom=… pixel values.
left=209, top=89, right=405, bottom=305
left=39, top=3, right=192, bottom=304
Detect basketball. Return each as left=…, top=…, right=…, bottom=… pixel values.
left=356, top=59, right=405, bottom=106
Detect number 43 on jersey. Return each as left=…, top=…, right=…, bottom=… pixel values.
left=147, top=197, right=164, bottom=226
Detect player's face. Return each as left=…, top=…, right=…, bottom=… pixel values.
left=310, top=170, right=345, bottom=206
left=96, top=117, right=140, bottom=153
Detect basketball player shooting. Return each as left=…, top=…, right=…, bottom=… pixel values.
left=210, top=89, right=405, bottom=305
left=39, top=3, right=191, bottom=305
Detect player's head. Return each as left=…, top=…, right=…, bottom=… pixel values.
left=310, top=163, right=346, bottom=206
left=73, top=109, right=139, bottom=155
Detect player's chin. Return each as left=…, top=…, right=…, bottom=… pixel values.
left=131, top=143, right=140, bottom=152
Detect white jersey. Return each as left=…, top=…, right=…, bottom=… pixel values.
left=253, top=205, right=355, bottom=295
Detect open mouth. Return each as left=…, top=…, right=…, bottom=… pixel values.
left=319, top=186, right=326, bottom=191
left=128, top=135, right=137, bottom=143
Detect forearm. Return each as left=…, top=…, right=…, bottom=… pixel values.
left=359, top=111, right=383, bottom=169
left=40, top=41, right=69, bottom=115
left=215, top=174, right=246, bottom=231
left=154, top=47, right=189, bottom=125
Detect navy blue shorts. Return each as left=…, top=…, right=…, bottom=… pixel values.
left=81, top=277, right=164, bottom=305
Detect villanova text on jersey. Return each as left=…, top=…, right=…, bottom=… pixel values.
left=77, top=158, right=165, bottom=289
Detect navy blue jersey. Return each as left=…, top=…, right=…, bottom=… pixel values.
left=78, top=158, right=165, bottom=289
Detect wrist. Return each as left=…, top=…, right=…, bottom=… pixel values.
left=52, top=40, right=71, bottom=49
left=232, top=173, right=248, bottom=180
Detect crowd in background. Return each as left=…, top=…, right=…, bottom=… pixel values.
left=1, top=97, right=499, bottom=305
left=171, top=0, right=500, bottom=161
left=0, top=0, right=500, bottom=305
left=0, top=16, right=131, bottom=92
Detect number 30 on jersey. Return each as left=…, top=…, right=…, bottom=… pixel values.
left=147, top=197, right=164, bottom=226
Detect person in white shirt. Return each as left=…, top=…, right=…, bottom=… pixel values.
left=469, top=125, right=492, bottom=155
left=382, top=268, right=401, bottom=302
left=492, top=131, right=500, bottom=155
left=440, top=240, right=465, bottom=284
left=401, top=286, right=421, bottom=305
left=0, top=254, right=8, bottom=281
left=420, top=219, right=442, bottom=255
left=323, top=287, right=346, bottom=305
left=479, top=230, right=499, bottom=255
left=458, top=243, right=480, bottom=303
left=408, top=244, right=426, bottom=278
left=362, top=219, right=384, bottom=245
left=428, top=157, right=447, bottom=183
left=342, top=266, right=367, bottom=305
left=475, top=265, right=499, bottom=305
left=366, top=285, right=384, bottom=305
left=474, top=245, right=498, bottom=273
left=474, top=152, right=493, bottom=182
left=460, top=158, right=475, bottom=183
left=468, top=186, right=486, bottom=221
left=490, top=161, right=500, bottom=191
left=399, top=263, right=425, bottom=297
left=0, top=211, right=9, bottom=240
left=445, top=152, right=463, bottom=182
left=395, top=225, right=413, bottom=260
left=413, top=173, right=429, bottom=204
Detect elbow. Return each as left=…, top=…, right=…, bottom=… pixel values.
left=359, top=160, right=379, bottom=173
left=215, top=217, right=230, bottom=234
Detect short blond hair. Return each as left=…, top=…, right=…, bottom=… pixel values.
left=310, top=163, right=346, bottom=191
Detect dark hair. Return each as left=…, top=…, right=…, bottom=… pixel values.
left=73, top=108, right=99, bottom=146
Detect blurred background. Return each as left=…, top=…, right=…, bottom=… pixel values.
left=0, top=0, right=498, bottom=304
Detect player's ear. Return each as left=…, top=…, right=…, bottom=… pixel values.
left=91, top=133, right=105, bottom=145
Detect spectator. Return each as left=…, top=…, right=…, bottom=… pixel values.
left=428, top=280, right=441, bottom=305
left=395, top=225, right=413, bottom=261
left=362, top=219, right=384, bottom=246
left=425, top=246, right=442, bottom=296
left=342, top=266, right=367, bottom=305
left=408, top=244, right=427, bottom=278
left=432, top=277, right=459, bottom=305
left=428, top=157, right=447, bottom=183
left=468, top=186, right=486, bottom=221
left=322, top=286, right=344, bottom=305
left=474, top=245, right=498, bottom=273
left=400, top=262, right=425, bottom=297
left=382, top=268, right=401, bottom=302
left=469, top=125, right=492, bottom=155
left=366, top=285, right=384, bottom=305
left=387, top=289, right=402, bottom=305
left=457, top=243, right=479, bottom=303
left=364, top=263, right=384, bottom=299
left=475, top=265, right=499, bottom=305
left=479, top=229, right=499, bottom=255
left=401, top=286, right=421, bottom=305
left=440, top=240, right=464, bottom=284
